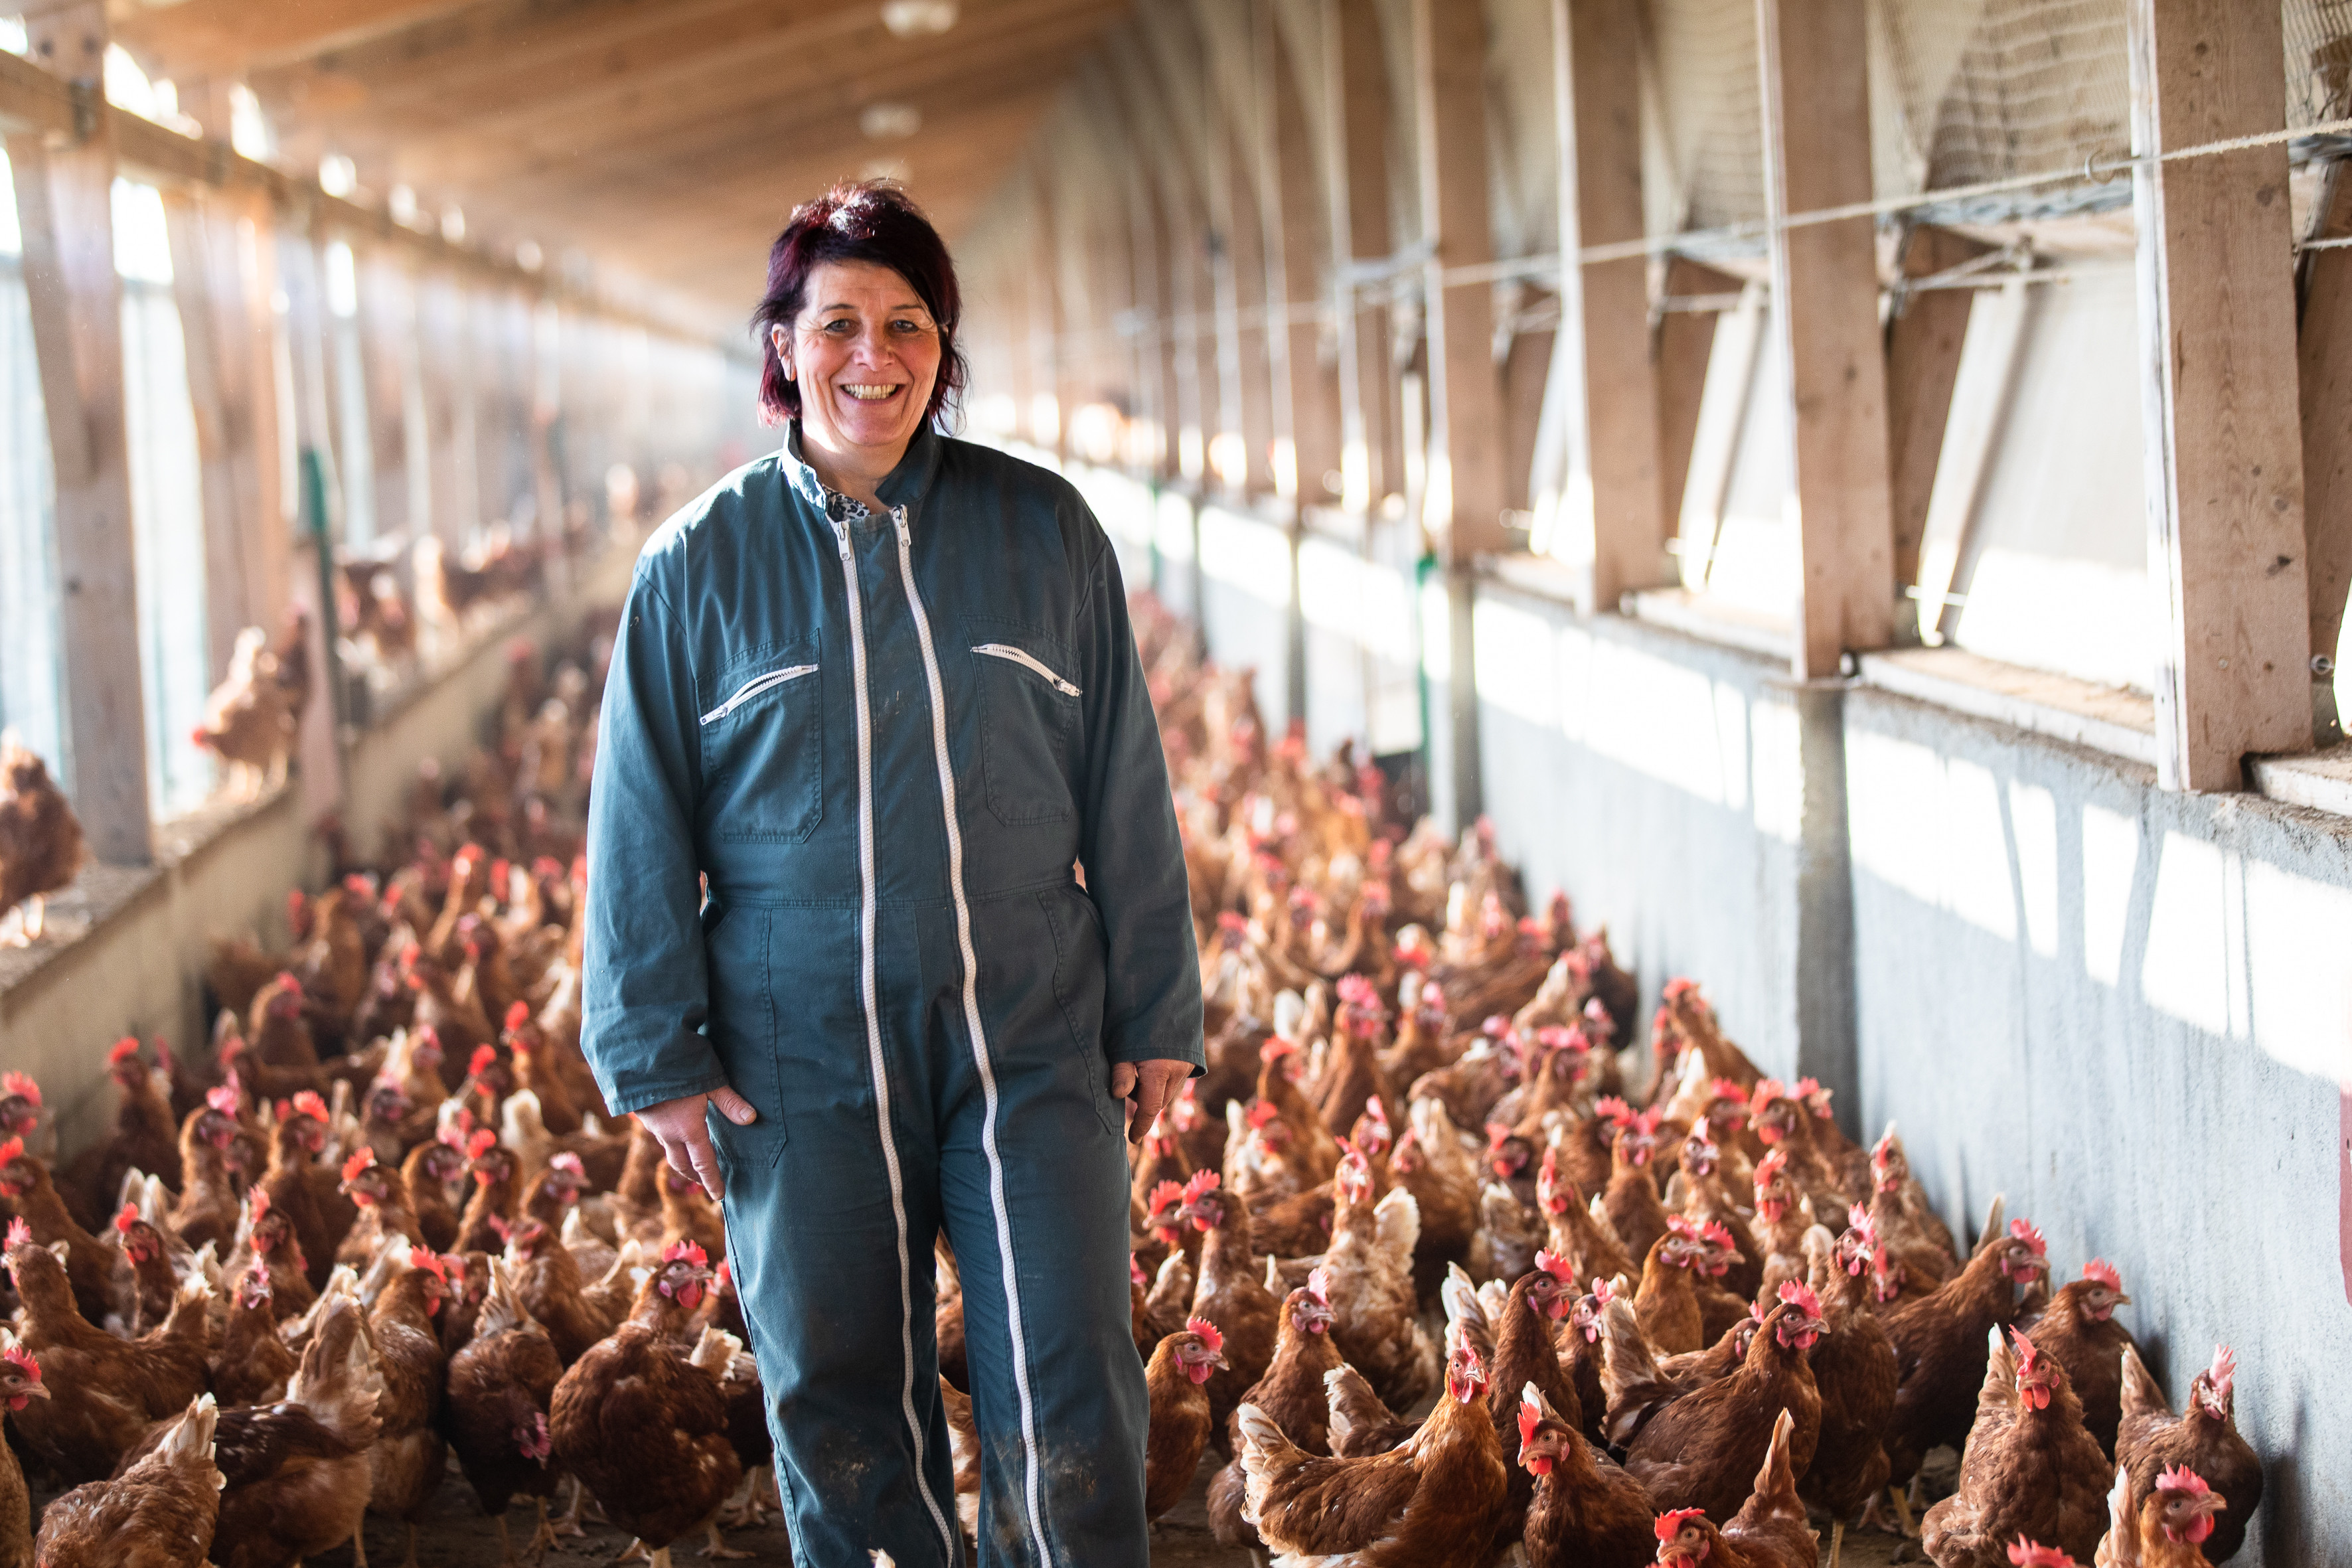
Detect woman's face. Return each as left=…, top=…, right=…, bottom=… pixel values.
left=774, top=260, right=942, bottom=472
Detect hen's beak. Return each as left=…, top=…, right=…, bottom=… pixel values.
left=22, top=1382, right=50, bottom=1400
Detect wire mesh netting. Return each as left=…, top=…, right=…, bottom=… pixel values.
left=1642, top=0, right=2352, bottom=240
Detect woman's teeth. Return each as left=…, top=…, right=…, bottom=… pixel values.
left=842, top=384, right=899, bottom=401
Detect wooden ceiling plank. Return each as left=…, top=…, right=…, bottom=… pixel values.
left=110, top=0, right=488, bottom=78
left=401, top=11, right=1109, bottom=195
left=381, top=0, right=1120, bottom=189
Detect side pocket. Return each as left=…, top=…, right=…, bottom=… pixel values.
left=1038, top=888, right=1121, bottom=1138
left=704, top=905, right=787, bottom=1140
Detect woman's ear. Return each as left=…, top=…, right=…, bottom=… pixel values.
left=771, top=324, right=794, bottom=381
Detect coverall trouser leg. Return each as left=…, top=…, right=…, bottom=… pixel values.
left=711, top=894, right=1149, bottom=1568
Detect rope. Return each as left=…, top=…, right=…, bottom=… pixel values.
left=1028, top=115, right=2352, bottom=354
left=1437, top=114, right=2352, bottom=284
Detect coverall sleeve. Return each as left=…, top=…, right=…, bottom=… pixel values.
left=580, top=561, right=732, bottom=1115
left=1072, top=530, right=1206, bottom=1073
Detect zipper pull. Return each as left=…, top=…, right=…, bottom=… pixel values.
left=830, top=520, right=851, bottom=560
left=892, top=507, right=910, bottom=544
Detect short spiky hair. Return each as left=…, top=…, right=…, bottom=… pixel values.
left=750, top=180, right=966, bottom=430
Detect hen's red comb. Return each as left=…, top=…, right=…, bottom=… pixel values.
left=469, top=1045, right=500, bottom=1079
left=661, top=1239, right=708, bottom=1267
left=2008, top=1218, right=2047, bottom=1257
left=291, top=1090, right=329, bottom=1123
left=1518, top=1386, right=1545, bottom=1447
left=3, top=1216, right=27, bottom=1251
left=1655, top=1508, right=1706, bottom=1542
left=465, top=1129, right=498, bottom=1160
left=0, top=1137, right=21, bottom=1166
left=2082, top=1258, right=2122, bottom=1293
left=1181, top=1170, right=1221, bottom=1203
left=114, top=1202, right=139, bottom=1233
left=505, top=1001, right=532, bottom=1032
left=1777, top=1279, right=1822, bottom=1318
left=108, top=1038, right=140, bottom=1067
left=2156, top=1464, right=2213, bottom=1498
left=1533, top=1248, right=1575, bottom=1283
left=1306, top=1265, right=1332, bottom=1305
left=1185, top=1316, right=1223, bottom=1354
left=342, top=1148, right=376, bottom=1182
left=0, top=1071, right=39, bottom=1107
left=1145, top=1180, right=1186, bottom=1218
left=2005, top=1539, right=2077, bottom=1568
left=409, top=1246, right=449, bottom=1283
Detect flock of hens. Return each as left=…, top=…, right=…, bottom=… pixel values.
left=0, top=586, right=2266, bottom=1568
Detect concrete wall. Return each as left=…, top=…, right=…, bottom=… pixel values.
left=1844, top=684, right=2352, bottom=1561
left=1091, top=468, right=2351, bottom=1563
left=0, top=538, right=639, bottom=1154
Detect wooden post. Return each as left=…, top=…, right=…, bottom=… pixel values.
left=1412, top=0, right=1507, bottom=563
left=1757, top=0, right=1896, bottom=678
left=1269, top=7, right=1340, bottom=507
left=1223, top=107, right=1275, bottom=497
left=2128, top=0, right=2312, bottom=789
left=1885, top=226, right=1991, bottom=591
left=1325, top=0, right=1393, bottom=515
left=10, top=1, right=150, bottom=863
left=1654, top=257, right=1743, bottom=544
left=1411, top=0, right=1503, bottom=832
left=2297, top=163, right=2352, bottom=745
left=163, top=188, right=250, bottom=678
left=1553, top=0, right=1663, bottom=611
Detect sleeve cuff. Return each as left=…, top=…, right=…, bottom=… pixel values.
left=597, top=1070, right=735, bottom=1118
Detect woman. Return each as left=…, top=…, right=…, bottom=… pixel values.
left=580, top=182, right=1202, bottom=1567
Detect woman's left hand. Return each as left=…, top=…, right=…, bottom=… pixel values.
left=1109, top=1059, right=1193, bottom=1143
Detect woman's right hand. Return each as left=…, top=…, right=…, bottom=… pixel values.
left=637, top=1085, right=760, bottom=1200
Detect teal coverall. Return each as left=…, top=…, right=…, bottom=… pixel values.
left=581, top=424, right=1204, bottom=1566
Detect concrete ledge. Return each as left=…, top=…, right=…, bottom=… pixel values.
left=1857, top=645, right=2157, bottom=766
left=0, top=534, right=641, bottom=1150
left=2252, top=744, right=2352, bottom=817
left=1626, top=586, right=1796, bottom=662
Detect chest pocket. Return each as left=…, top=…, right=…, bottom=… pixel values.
left=699, top=637, right=823, bottom=843
left=965, top=615, right=1080, bottom=827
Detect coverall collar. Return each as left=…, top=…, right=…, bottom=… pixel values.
left=781, top=419, right=943, bottom=518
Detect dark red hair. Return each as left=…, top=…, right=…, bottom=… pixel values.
left=750, top=181, right=966, bottom=429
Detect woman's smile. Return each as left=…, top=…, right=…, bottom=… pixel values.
left=774, top=258, right=943, bottom=501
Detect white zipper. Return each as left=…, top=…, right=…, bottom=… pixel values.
left=697, top=664, right=817, bottom=725
left=893, top=505, right=1056, bottom=1567
left=971, top=642, right=1081, bottom=697
left=829, top=516, right=958, bottom=1560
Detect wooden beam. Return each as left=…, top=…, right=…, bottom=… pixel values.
left=2298, top=161, right=2352, bottom=745
left=1654, top=256, right=1742, bottom=545
left=1326, top=0, right=1392, bottom=513
left=0, top=47, right=722, bottom=349
left=1757, top=0, right=1896, bottom=678
left=9, top=2, right=151, bottom=863
left=1885, top=225, right=1990, bottom=591
left=1409, top=0, right=1502, bottom=834
left=163, top=187, right=252, bottom=676
left=2128, top=0, right=2312, bottom=789
left=110, top=0, right=487, bottom=77
left=1555, top=0, right=1662, bottom=611
left=1411, top=0, right=1506, bottom=563
left=388, top=0, right=1115, bottom=193
left=1268, top=10, right=1340, bottom=506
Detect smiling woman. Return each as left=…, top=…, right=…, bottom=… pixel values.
left=580, top=180, right=1204, bottom=1568
left=747, top=183, right=967, bottom=509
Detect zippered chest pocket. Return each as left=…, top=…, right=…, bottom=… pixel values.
left=698, top=638, right=824, bottom=843
left=965, top=616, right=1080, bottom=827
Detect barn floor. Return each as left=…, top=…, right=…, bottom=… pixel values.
left=28, top=1450, right=1922, bottom=1566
